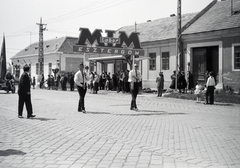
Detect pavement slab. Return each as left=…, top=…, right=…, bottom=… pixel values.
left=0, top=89, right=240, bottom=168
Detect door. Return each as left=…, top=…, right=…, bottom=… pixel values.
left=192, top=47, right=207, bottom=85
left=192, top=46, right=219, bottom=86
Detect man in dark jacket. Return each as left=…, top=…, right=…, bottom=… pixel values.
left=18, top=64, right=36, bottom=118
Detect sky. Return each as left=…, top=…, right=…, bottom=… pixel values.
left=0, top=0, right=214, bottom=64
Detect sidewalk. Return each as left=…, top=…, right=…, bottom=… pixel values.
left=0, top=89, right=240, bottom=168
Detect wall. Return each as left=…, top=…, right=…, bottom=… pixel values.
left=142, top=42, right=177, bottom=90
left=222, top=36, right=240, bottom=91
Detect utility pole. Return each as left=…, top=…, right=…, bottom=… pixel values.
left=176, top=0, right=181, bottom=90
left=36, top=17, right=47, bottom=77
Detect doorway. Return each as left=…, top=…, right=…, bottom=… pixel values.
left=192, top=46, right=219, bottom=86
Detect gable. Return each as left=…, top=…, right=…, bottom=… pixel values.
left=183, top=0, right=240, bottom=35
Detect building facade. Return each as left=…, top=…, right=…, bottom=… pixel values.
left=11, top=37, right=83, bottom=84
left=11, top=0, right=240, bottom=91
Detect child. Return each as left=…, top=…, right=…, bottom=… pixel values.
left=194, top=81, right=203, bottom=103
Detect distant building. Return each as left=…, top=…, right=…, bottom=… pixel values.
left=11, top=36, right=82, bottom=83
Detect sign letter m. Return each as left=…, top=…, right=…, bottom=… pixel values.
left=115, top=31, right=142, bottom=49
left=77, top=28, right=104, bottom=47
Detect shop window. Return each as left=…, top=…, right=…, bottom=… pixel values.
left=149, top=53, right=156, bottom=70
left=162, top=52, right=169, bottom=70
left=232, top=44, right=240, bottom=70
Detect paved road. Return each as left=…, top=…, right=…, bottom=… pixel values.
left=0, top=88, right=240, bottom=168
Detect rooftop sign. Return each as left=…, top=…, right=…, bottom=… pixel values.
left=73, top=28, right=144, bottom=56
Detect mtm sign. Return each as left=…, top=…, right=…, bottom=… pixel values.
left=73, top=28, right=144, bottom=56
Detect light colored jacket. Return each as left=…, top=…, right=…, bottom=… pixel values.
left=74, top=70, right=90, bottom=87
left=128, top=69, right=142, bottom=83
left=206, top=76, right=215, bottom=87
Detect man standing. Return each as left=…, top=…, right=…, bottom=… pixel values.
left=18, top=64, right=36, bottom=118
left=74, top=63, right=89, bottom=113
left=156, top=72, right=164, bottom=97
left=205, top=71, right=216, bottom=105
left=128, top=64, right=142, bottom=110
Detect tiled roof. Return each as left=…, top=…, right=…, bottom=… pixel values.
left=11, top=36, right=78, bottom=59
left=183, top=0, right=240, bottom=34
left=117, top=13, right=198, bottom=43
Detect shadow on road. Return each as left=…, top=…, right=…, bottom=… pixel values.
left=0, top=149, right=26, bottom=156
left=115, top=111, right=186, bottom=116
left=86, top=111, right=111, bottom=115
left=214, top=103, right=233, bottom=106
left=86, top=110, right=186, bottom=116
left=27, top=117, right=56, bottom=121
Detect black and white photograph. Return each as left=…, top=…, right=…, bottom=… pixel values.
left=0, top=0, right=240, bottom=167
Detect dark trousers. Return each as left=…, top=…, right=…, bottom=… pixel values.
left=18, top=94, right=33, bottom=116
left=70, top=83, right=75, bottom=91
left=77, top=85, right=87, bottom=111
left=206, top=86, right=215, bottom=104
left=131, top=82, right=139, bottom=109
left=157, top=86, right=163, bottom=96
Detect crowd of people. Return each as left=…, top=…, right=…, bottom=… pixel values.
left=14, top=64, right=216, bottom=118
left=34, top=70, right=133, bottom=94
left=169, top=69, right=216, bottom=104
left=14, top=63, right=216, bottom=118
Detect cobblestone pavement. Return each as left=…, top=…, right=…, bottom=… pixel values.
left=0, top=88, right=240, bottom=168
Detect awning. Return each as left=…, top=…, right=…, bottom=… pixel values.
left=88, top=55, right=149, bottom=62
left=88, top=55, right=126, bottom=62
left=135, top=56, right=150, bottom=61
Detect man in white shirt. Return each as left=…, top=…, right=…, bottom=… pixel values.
left=74, top=63, right=90, bottom=113
left=205, top=71, right=216, bottom=105
left=128, top=63, right=142, bottom=110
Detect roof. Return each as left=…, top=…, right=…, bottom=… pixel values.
left=183, top=0, right=240, bottom=35
left=117, top=13, right=198, bottom=43
left=11, top=36, right=78, bottom=59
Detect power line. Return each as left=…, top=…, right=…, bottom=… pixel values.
left=2, top=0, right=133, bottom=42
left=45, top=0, right=106, bottom=23
left=46, top=0, right=132, bottom=24
left=0, top=32, right=38, bottom=38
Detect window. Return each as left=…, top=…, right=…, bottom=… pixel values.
left=149, top=53, right=156, bottom=70
left=233, top=45, right=240, bottom=70
left=36, top=63, right=39, bottom=75
left=162, top=52, right=169, bottom=70
left=49, top=63, right=52, bottom=75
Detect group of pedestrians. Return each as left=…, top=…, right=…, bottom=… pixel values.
left=38, top=73, right=75, bottom=91
left=17, top=62, right=216, bottom=119
left=17, top=62, right=143, bottom=117
left=96, top=70, right=131, bottom=93
left=194, top=71, right=216, bottom=105
left=169, top=70, right=187, bottom=93
left=73, top=63, right=142, bottom=112
left=86, top=70, right=132, bottom=94
left=168, top=69, right=216, bottom=104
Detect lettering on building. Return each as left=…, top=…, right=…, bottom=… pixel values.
left=73, top=28, right=144, bottom=56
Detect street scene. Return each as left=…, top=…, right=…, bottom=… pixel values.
left=1, top=0, right=240, bottom=167
left=0, top=88, right=240, bottom=168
